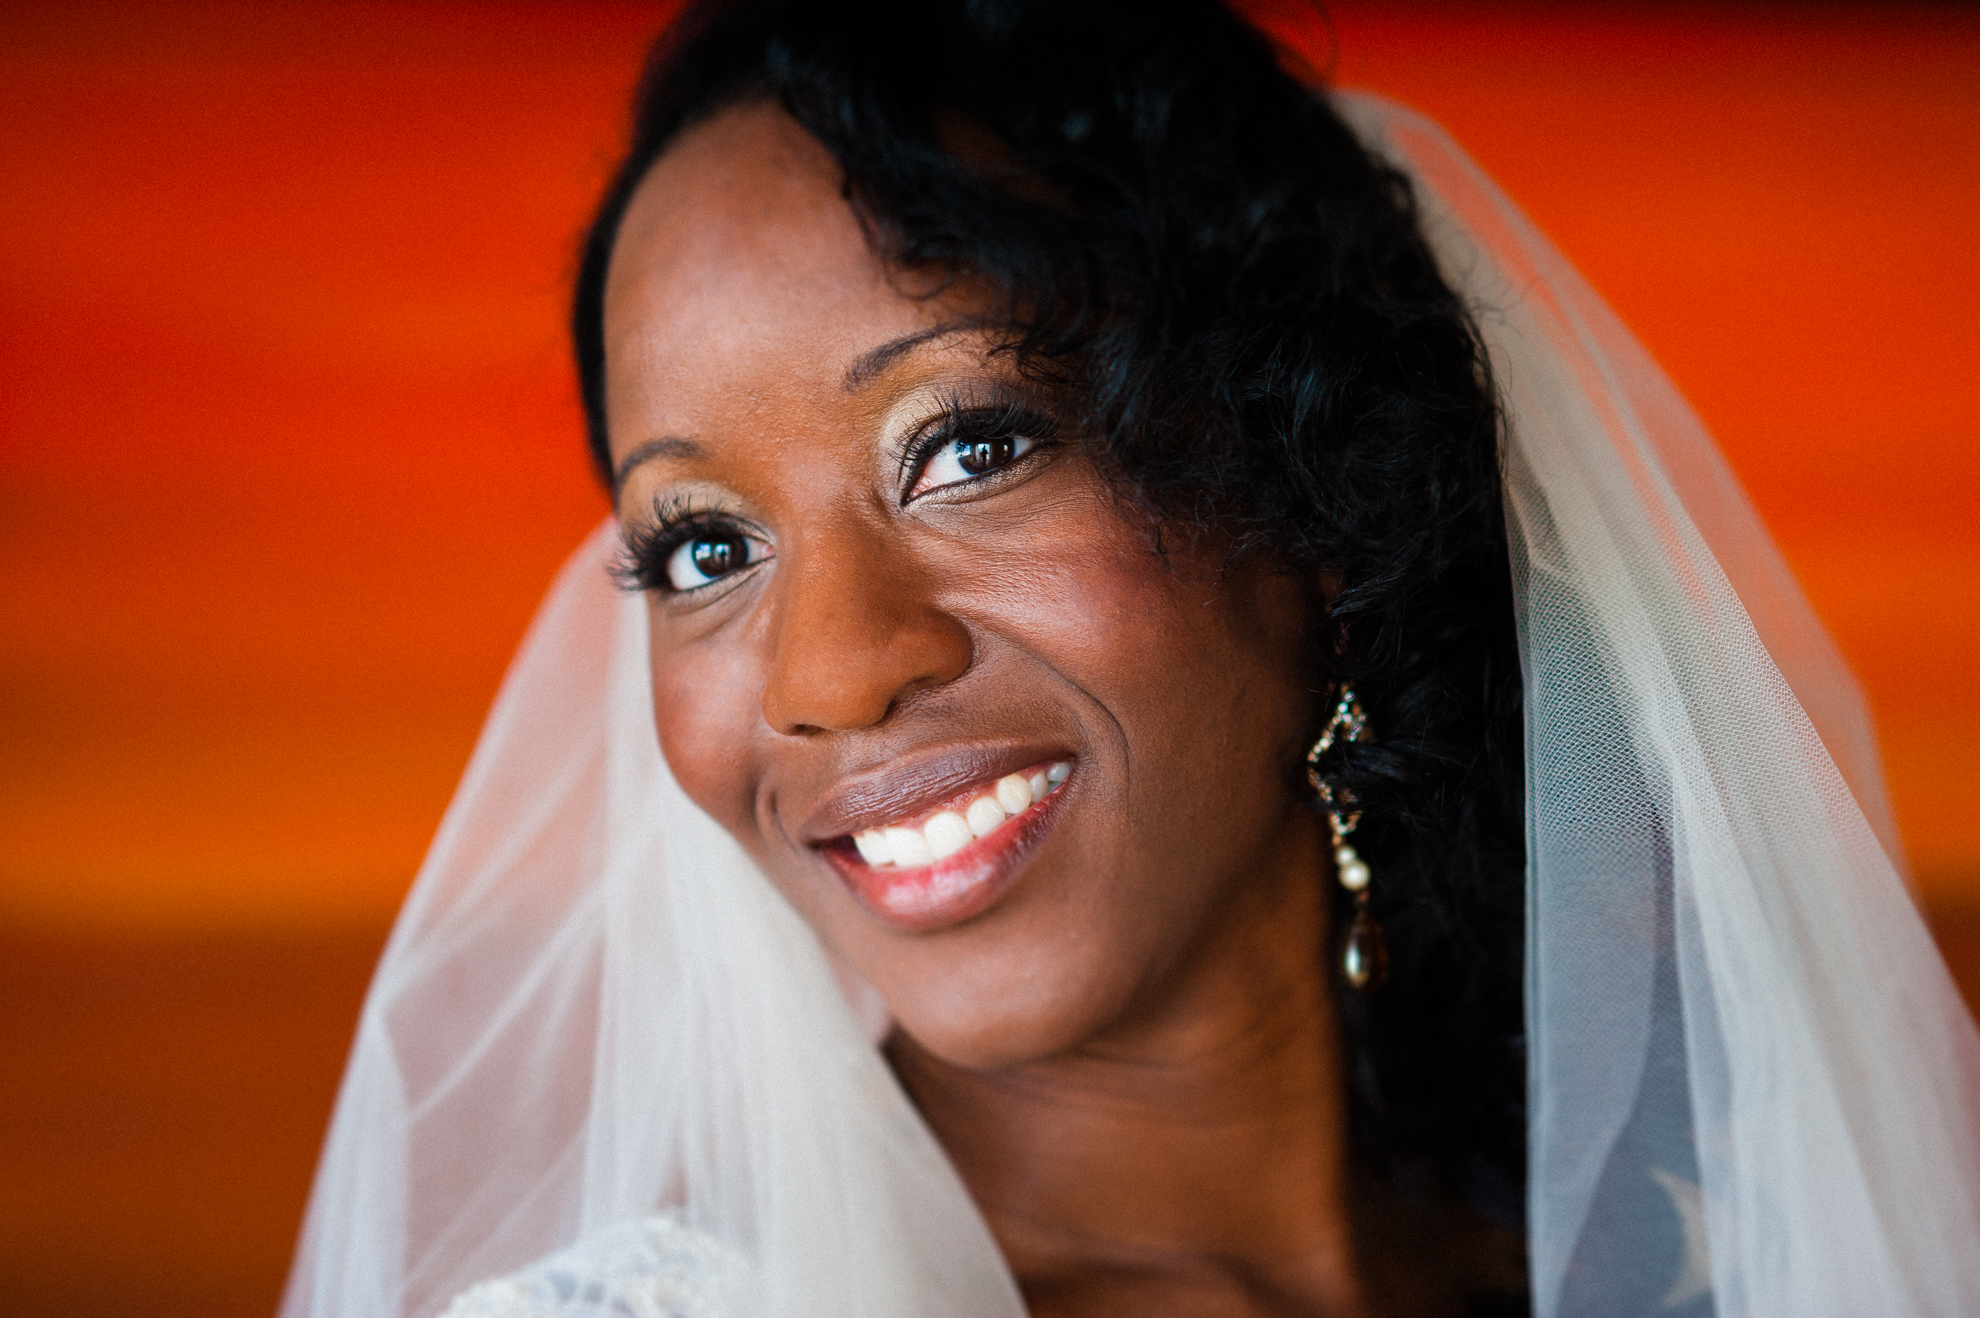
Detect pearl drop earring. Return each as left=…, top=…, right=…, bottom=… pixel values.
left=1307, top=685, right=1385, bottom=991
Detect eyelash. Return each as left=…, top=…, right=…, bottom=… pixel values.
left=616, top=393, right=1062, bottom=596
left=614, top=493, right=760, bottom=596
left=898, top=391, right=1060, bottom=502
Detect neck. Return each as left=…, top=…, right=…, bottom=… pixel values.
left=889, top=812, right=1376, bottom=1317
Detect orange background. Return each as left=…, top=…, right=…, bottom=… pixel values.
left=1, top=4, right=1977, bottom=1314
left=5, top=2, right=1978, bottom=934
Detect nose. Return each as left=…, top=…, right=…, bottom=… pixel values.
left=758, top=525, right=973, bottom=736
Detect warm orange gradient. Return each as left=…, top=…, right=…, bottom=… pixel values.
left=4, top=2, right=1978, bottom=936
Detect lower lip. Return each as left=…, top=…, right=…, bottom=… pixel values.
left=822, top=779, right=1071, bottom=933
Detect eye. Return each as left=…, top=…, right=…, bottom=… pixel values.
left=909, top=430, right=1039, bottom=499
left=665, top=529, right=766, bottom=591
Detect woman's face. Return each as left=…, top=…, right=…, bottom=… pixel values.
left=605, top=102, right=1324, bottom=1070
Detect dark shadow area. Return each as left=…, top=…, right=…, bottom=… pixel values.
left=1930, top=892, right=1980, bottom=1025
left=0, top=926, right=387, bottom=1318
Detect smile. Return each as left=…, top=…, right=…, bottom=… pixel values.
left=821, top=760, right=1073, bottom=932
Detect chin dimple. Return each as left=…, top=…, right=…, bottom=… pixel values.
left=851, top=762, right=1071, bottom=868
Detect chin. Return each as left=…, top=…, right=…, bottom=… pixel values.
left=867, top=912, right=1156, bottom=1073
left=887, top=981, right=1117, bottom=1073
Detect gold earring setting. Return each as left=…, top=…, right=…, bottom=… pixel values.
left=1307, top=686, right=1386, bottom=991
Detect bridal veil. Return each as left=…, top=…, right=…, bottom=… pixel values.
left=281, top=95, right=1980, bottom=1318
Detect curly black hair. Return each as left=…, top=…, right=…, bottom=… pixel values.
left=573, top=0, right=1528, bottom=1244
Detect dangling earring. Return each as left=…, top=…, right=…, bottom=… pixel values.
left=1307, top=685, right=1386, bottom=991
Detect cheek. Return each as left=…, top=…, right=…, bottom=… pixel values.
left=1040, top=552, right=1311, bottom=910
left=646, top=609, right=767, bottom=844
left=1001, top=531, right=1312, bottom=807
left=884, top=525, right=1317, bottom=1065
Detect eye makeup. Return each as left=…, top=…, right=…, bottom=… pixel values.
left=614, top=490, right=772, bottom=596
left=893, top=383, right=1063, bottom=504
left=615, top=382, right=1068, bottom=597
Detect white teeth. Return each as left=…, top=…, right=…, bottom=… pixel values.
left=852, top=762, right=1074, bottom=867
left=884, top=825, right=933, bottom=868
left=924, top=811, right=973, bottom=860
left=965, top=796, right=1006, bottom=838
left=853, top=830, right=892, bottom=866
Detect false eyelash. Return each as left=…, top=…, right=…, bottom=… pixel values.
left=897, top=387, right=1064, bottom=495
left=611, top=492, right=748, bottom=594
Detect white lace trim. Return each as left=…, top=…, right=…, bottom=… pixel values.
left=440, top=1215, right=744, bottom=1318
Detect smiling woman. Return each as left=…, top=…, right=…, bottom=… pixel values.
left=279, top=3, right=1980, bottom=1317
left=605, top=104, right=1339, bottom=1093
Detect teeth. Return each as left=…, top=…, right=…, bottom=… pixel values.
left=924, top=811, right=973, bottom=860
left=965, top=796, right=1006, bottom=838
left=884, top=825, right=933, bottom=868
left=852, top=761, right=1072, bottom=868
left=852, top=830, right=892, bottom=866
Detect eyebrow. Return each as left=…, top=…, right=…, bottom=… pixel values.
left=842, top=321, right=985, bottom=391
left=612, top=436, right=703, bottom=493
left=614, top=322, right=993, bottom=490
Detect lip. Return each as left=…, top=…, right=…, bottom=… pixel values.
left=819, top=766, right=1072, bottom=933
left=798, top=741, right=1069, bottom=844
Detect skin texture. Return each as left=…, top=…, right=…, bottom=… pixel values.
left=602, top=102, right=1488, bottom=1317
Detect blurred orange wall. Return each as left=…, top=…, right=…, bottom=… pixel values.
left=3, top=2, right=1976, bottom=932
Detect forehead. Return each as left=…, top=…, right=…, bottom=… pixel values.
left=601, top=102, right=943, bottom=461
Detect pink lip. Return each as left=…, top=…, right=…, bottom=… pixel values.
left=820, top=769, right=1072, bottom=933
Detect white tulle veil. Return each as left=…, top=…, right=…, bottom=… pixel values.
left=280, top=94, right=1980, bottom=1318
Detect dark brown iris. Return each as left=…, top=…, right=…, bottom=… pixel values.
left=956, top=434, right=1016, bottom=476
left=691, top=534, right=747, bottom=579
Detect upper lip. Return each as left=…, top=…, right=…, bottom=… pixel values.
left=797, top=741, right=1067, bottom=845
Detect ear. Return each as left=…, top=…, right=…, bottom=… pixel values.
left=1303, top=569, right=1344, bottom=684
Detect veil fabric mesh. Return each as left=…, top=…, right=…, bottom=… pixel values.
left=282, top=94, right=1980, bottom=1318
left=1343, top=99, right=1980, bottom=1317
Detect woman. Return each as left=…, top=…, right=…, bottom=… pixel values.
left=283, top=2, right=1980, bottom=1316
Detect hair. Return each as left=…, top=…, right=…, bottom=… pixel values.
left=574, top=0, right=1528, bottom=1241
